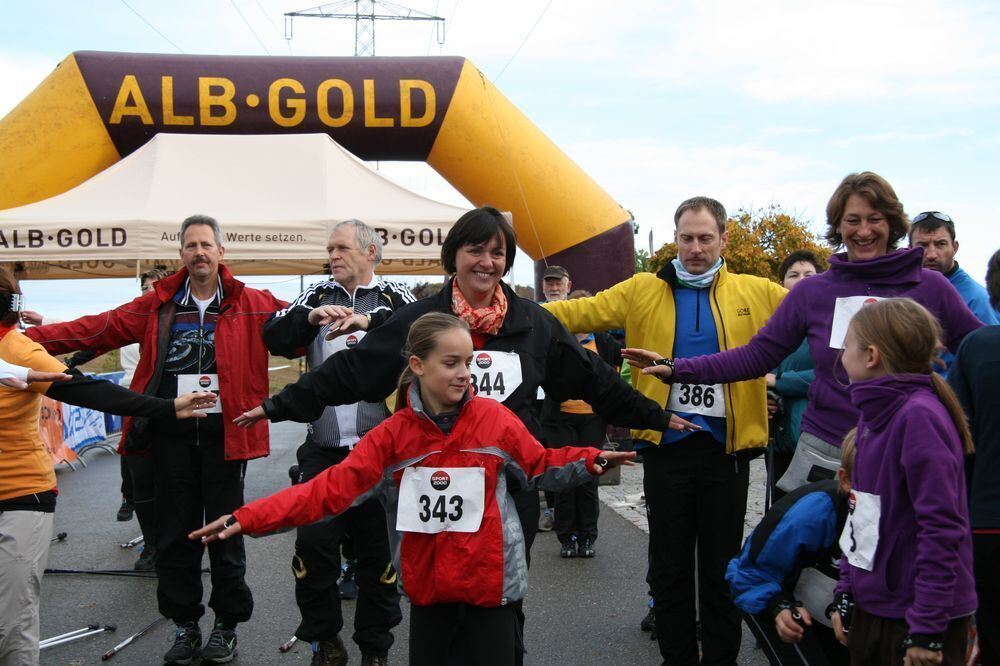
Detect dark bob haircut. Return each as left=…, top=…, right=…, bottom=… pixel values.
left=778, top=249, right=825, bottom=282
left=824, top=172, right=909, bottom=249
left=441, top=206, right=517, bottom=276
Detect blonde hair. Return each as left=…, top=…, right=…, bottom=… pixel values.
left=840, top=429, right=857, bottom=479
left=848, top=298, right=973, bottom=454
left=394, top=312, right=471, bottom=410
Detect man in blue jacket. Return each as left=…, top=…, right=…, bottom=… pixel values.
left=909, top=211, right=997, bottom=326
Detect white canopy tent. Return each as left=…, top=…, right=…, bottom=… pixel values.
left=0, top=133, right=472, bottom=279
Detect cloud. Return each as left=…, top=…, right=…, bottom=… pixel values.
left=832, top=128, right=973, bottom=148
left=559, top=136, right=836, bottom=246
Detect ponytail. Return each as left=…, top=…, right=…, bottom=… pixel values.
left=394, top=312, right=471, bottom=413
left=394, top=366, right=415, bottom=413
left=930, top=373, right=974, bottom=455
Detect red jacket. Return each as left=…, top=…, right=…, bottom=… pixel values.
left=234, top=387, right=602, bottom=607
left=25, top=266, right=285, bottom=461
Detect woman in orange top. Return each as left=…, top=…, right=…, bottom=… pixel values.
left=0, top=267, right=214, bottom=665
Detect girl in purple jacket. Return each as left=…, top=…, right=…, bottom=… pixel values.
left=831, top=298, right=975, bottom=666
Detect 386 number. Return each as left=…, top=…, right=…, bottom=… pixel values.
left=675, top=384, right=715, bottom=408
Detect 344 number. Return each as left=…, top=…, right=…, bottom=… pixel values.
left=471, top=372, right=506, bottom=397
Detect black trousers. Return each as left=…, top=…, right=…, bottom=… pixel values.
left=293, top=439, right=401, bottom=656
left=409, top=603, right=520, bottom=666
left=743, top=611, right=848, bottom=666
left=152, top=431, right=253, bottom=625
left=643, top=434, right=751, bottom=666
left=975, top=533, right=1000, bottom=666
left=849, top=607, right=969, bottom=666
left=543, top=412, right=604, bottom=544
left=123, top=454, right=158, bottom=549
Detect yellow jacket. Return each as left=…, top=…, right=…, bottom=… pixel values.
left=543, top=261, right=787, bottom=451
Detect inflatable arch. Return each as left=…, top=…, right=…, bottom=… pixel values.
left=0, top=51, right=633, bottom=290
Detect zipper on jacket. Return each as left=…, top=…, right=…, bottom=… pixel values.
left=695, top=290, right=702, bottom=333
left=710, top=280, right=737, bottom=454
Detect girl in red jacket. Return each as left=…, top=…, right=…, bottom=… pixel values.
left=190, top=312, right=634, bottom=665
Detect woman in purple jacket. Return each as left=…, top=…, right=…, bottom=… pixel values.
left=829, top=298, right=975, bottom=665
left=627, top=172, right=983, bottom=490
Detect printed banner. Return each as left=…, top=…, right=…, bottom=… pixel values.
left=39, top=396, right=78, bottom=466
left=62, top=402, right=108, bottom=451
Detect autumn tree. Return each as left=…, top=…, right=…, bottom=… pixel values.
left=647, top=205, right=831, bottom=282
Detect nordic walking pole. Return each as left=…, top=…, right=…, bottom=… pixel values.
left=40, top=625, right=115, bottom=650
left=44, top=568, right=157, bottom=579
left=102, top=617, right=167, bottom=661
left=119, top=535, right=143, bottom=549
left=40, top=624, right=99, bottom=647
left=50, top=531, right=68, bottom=543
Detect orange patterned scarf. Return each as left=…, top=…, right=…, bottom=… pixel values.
left=451, top=280, right=508, bottom=335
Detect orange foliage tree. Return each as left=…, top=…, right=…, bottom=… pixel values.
left=648, top=205, right=831, bottom=282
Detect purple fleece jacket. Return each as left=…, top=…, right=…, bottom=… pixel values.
left=834, top=374, right=976, bottom=634
left=673, top=248, right=982, bottom=445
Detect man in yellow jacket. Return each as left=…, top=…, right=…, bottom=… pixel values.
left=543, top=196, right=786, bottom=665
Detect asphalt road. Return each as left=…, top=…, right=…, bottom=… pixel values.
left=39, top=421, right=767, bottom=665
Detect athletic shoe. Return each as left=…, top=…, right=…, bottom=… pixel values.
left=538, top=508, right=555, bottom=532
left=578, top=536, right=595, bottom=558
left=117, top=498, right=134, bottom=521
left=560, top=540, right=577, bottom=558
left=338, top=560, right=358, bottom=599
left=362, top=654, right=389, bottom=666
left=163, top=622, right=200, bottom=665
left=311, top=636, right=349, bottom=666
left=201, top=621, right=237, bottom=664
left=134, top=545, right=157, bottom=572
left=640, top=599, right=656, bottom=632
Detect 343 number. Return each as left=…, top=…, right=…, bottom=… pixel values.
left=418, top=495, right=464, bottom=523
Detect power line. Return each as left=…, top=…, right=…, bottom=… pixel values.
left=230, top=0, right=272, bottom=55
left=494, top=0, right=553, bottom=82
left=119, top=0, right=184, bottom=53
left=424, top=0, right=441, bottom=55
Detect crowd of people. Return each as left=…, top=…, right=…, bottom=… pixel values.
left=0, top=169, right=997, bottom=666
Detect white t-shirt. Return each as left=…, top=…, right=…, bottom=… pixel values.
left=193, top=294, right=216, bottom=321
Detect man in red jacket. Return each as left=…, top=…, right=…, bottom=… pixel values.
left=27, top=215, right=285, bottom=665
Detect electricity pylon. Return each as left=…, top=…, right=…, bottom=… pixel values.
left=284, top=0, right=445, bottom=56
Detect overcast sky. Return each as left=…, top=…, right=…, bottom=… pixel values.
left=2, top=0, right=999, bottom=318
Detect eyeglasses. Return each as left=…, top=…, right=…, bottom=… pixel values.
left=912, top=211, right=952, bottom=224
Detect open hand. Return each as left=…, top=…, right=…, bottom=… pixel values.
left=324, top=313, right=370, bottom=340
left=309, top=305, right=354, bottom=327
left=592, top=450, right=637, bottom=474
left=19, top=310, right=44, bottom=326
left=234, top=405, right=266, bottom=428
left=189, top=514, right=242, bottom=544
left=668, top=413, right=701, bottom=432
left=174, top=392, right=217, bottom=418
left=621, top=347, right=664, bottom=369
left=1, top=368, right=73, bottom=390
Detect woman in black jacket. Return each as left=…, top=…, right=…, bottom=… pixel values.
left=240, top=207, right=693, bottom=658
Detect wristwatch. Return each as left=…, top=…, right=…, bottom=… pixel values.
left=595, top=456, right=609, bottom=469
left=223, top=515, right=237, bottom=529
left=652, top=358, right=675, bottom=370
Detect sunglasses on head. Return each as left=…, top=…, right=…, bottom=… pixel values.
left=912, top=211, right=953, bottom=224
